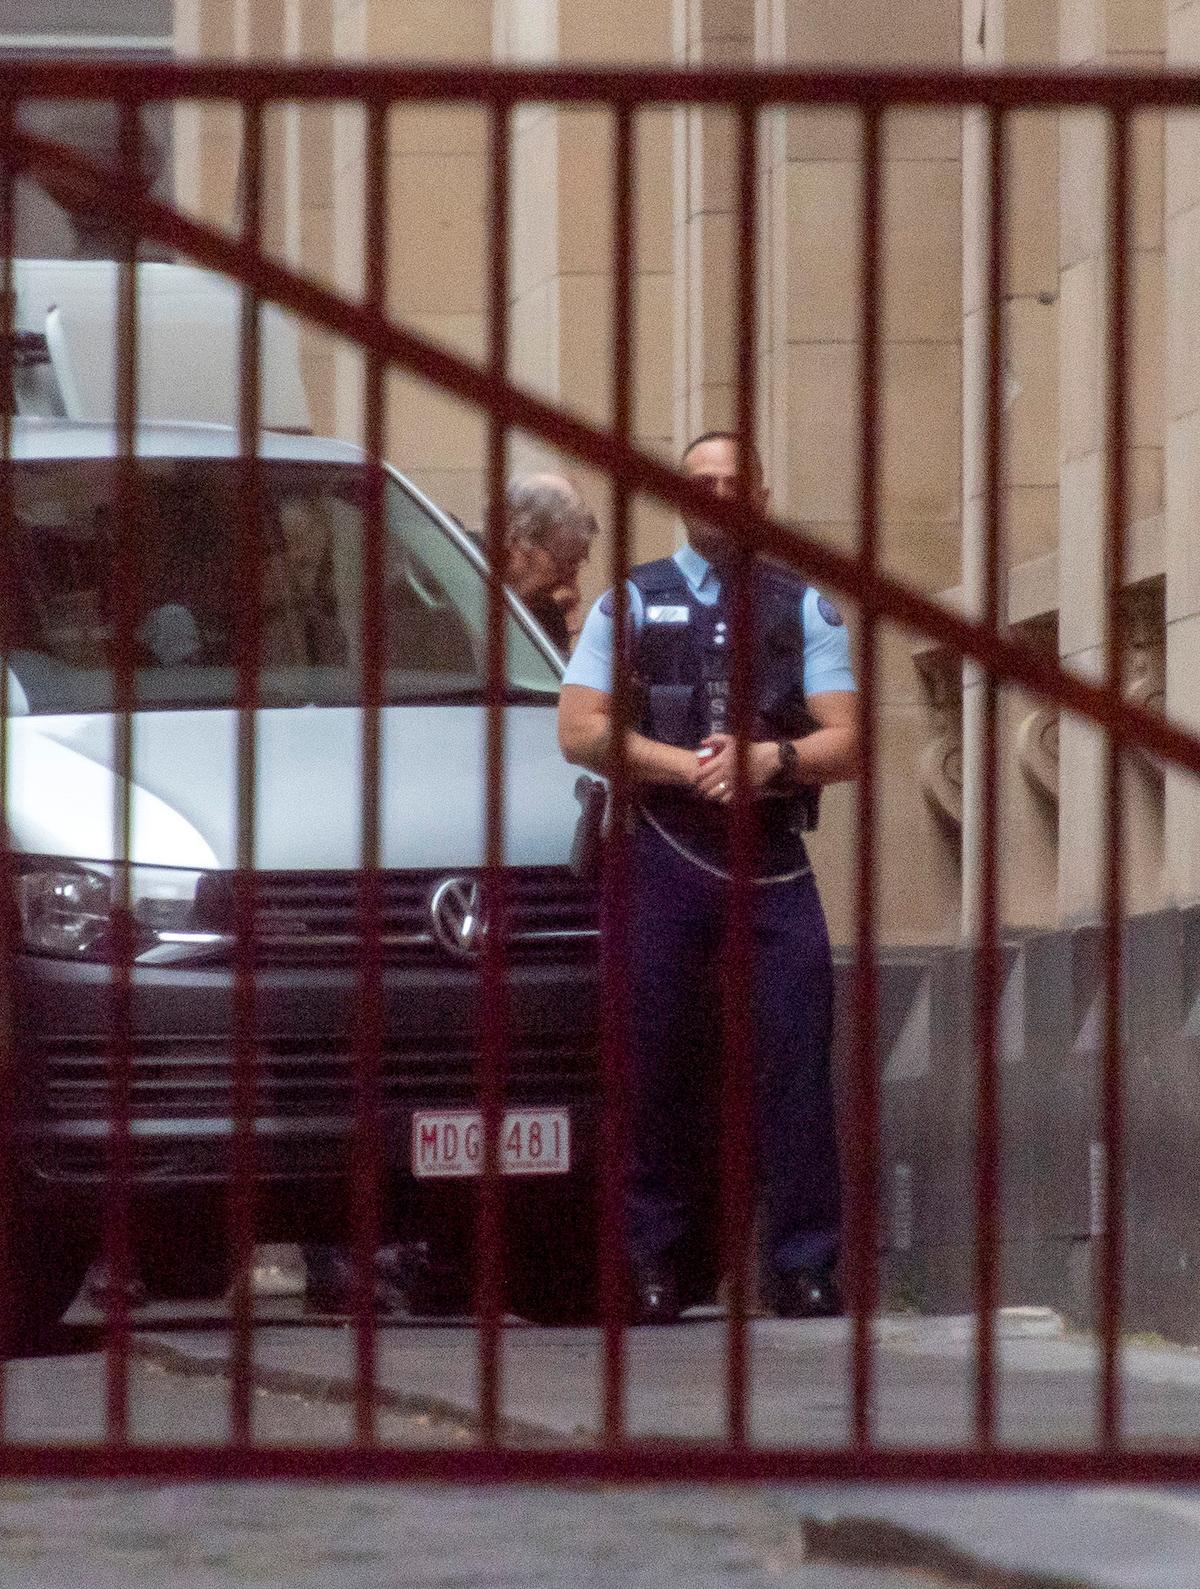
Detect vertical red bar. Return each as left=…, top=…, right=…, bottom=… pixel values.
left=1099, top=107, right=1131, bottom=1451
left=476, top=96, right=512, bottom=1447
left=599, top=102, right=636, bottom=1450
left=848, top=104, right=883, bottom=1453
left=104, top=100, right=142, bottom=1449
left=0, top=97, right=17, bottom=1432
left=720, top=100, right=760, bottom=1451
left=350, top=99, right=390, bottom=1449
left=972, top=106, right=1009, bottom=1450
left=229, top=98, right=265, bottom=1449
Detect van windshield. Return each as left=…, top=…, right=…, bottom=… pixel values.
left=6, top=456, right=561, bottom=714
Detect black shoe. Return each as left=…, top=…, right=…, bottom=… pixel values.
left=775, top=1266, right=842, bottom=1320
left=304, top=1281, right=411, bottom=1316
left=83, top=1260, right=148, bottom=1311
left=628, top=1263, right=681, bottom=1326
left=377, top=1241, right=471, bottom=1317
left=373, top=1241, right=430, bottom=1297
left=303, top=1247, right=411, bottom=1318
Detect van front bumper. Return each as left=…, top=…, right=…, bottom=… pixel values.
left=13, top=954, right=600, bottom=1191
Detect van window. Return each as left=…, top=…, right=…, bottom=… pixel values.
left=6, top=456, right=561, bottom=714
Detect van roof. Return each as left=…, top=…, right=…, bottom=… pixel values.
left=12, top=260, right=311, bottom=430
left=8, top=416, right=365, bottom=466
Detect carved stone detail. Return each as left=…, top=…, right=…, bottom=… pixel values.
left=1017, top=707, right=1059, bottom=804
left=919, top=733, right=964, bottom=828
left=914, top=652, right=963, bottom=831
left=911, top=581, right=1164, bottom=835
left=1125, top=588, right=1165, bottom=781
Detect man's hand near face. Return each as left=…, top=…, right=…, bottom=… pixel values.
left=550, top=580, right=583, bottom=642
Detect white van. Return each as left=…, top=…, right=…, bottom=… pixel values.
left=2, top=264, right=600, bottom=1347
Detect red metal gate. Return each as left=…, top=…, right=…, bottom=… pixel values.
left=1, top=57, right=1199, bottom=1483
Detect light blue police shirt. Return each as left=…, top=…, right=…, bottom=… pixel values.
left=562, top=543, right=856, bottom=698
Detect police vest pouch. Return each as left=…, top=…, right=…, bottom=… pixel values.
left=646, top=683, right=703, bottom=749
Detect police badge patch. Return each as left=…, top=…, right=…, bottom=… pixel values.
left=817, top=595, right=845, bottom=627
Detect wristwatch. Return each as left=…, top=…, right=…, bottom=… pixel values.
left=776, top=737, right=800, bottom=785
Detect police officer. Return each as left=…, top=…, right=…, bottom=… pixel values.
left=557, top=431, right=859, bottom=1323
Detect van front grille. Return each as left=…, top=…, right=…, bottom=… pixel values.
left=40, top=1034, right=598, bottom=1122
left=190, top=867, right=599, bottom=966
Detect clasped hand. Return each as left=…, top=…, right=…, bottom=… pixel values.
left=690, top=733, right=779, bottom=805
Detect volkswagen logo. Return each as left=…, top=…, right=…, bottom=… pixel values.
left=430, top=876, right=488, bottom=958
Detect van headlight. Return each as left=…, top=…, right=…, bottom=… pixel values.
left=16, top=863, right=202, bottom=960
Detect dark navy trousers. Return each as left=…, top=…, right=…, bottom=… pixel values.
left=613, top=817, right=841, bottom=1282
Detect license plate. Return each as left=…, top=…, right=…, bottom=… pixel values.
left=411, top=1109, right=571, bottom=1178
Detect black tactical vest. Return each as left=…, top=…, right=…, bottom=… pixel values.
left=630, top=556, right=820, bottom=876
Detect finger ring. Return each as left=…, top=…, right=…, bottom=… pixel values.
left=717, top=780, right=728, bottom=794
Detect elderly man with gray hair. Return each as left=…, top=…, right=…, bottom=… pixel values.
left=503, top=473, right=599, bottom=653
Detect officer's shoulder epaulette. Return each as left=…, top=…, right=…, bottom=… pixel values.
left=756, top=563, right=809, bottom=632
left=758, top=560, right=808, bottom=601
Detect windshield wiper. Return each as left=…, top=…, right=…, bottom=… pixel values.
left=67, top=685, right=562, bottom=711
left=391, top=684, right=558, bottom=706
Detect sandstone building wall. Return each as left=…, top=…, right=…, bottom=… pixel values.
left=172, top=0, right=1190, bottom=947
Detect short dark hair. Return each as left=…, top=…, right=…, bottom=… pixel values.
left=681, top=430, right=764, bottom=480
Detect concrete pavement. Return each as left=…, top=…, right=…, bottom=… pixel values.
left=136, top=1302, right=1200, bottom=1450
left=0, top=1305, right=1199, bottom=1586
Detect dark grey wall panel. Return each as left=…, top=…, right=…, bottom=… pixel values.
left=833, top=904, right=1200, bottom=1343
